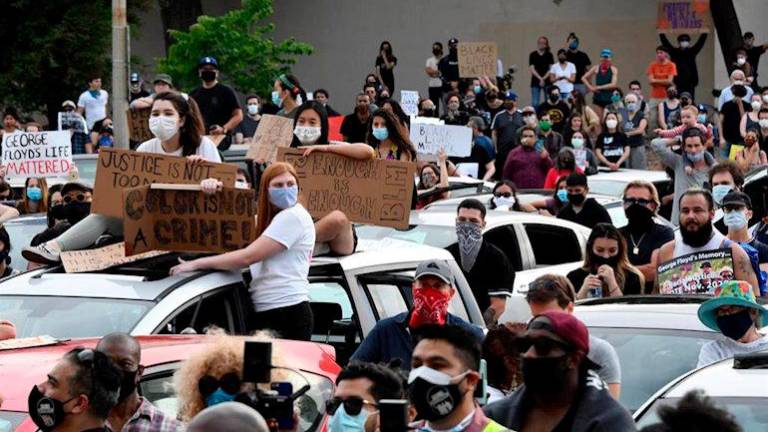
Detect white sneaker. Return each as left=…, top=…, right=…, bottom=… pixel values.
left=22, top=243, right=61, bottom=264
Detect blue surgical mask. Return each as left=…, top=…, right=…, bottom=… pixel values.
left=557, top=189, right=569, bottom=203
left=569, top=40, right=579, bottom=50
left=473, top=85, right=482, bottom=94
left=328, top=404, right=370, bottom=432
left=271, top=90, right=282, bottom=107
left=697, top=114, right=707, bottom=123
left=268, top=185, right=298, bottom=209
left=712, top=185, right=733, bottom=206
left=687, top=151, right=705, bottom=162
left=27, top=186, right=42, bottom=201
left=205, top=388, right=236, bottom=407
left=724, top=210, right=748, bottom=230
left=372, top=127, right=389, bottom=141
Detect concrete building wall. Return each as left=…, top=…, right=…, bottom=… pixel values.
left=713, top=0, right=768, bottom=91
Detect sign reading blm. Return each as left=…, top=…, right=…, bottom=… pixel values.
left=1, top=131, right=73, bottom=180
left=123, top=185, right=256, bottom=256
left=278, top=148, right=416, bottom=229
left=458, top=42, right=498, bottom=78
left=92, top=148, right=238, bottom=218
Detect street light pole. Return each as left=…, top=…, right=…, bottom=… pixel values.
left=112, top=0, right=129, bottom=149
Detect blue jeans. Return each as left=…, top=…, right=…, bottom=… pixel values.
left=531, top=86, right=544, bottom=107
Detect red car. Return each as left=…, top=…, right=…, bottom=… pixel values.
left=0, top=335, right=340, bottom=431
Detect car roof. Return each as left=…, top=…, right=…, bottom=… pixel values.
left=588, top=169, right=670, bottom=183
left=315, top=238, right=457, bottom=270
left=575, top=297, right=714, bottom=332
left=0, top=335, right=340, bottom=413
left=662, top=353, right=768, bottom=398
left=424, top=192, right=620, bottom=211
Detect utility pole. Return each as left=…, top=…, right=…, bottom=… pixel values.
left=112, top=0, right=129, bottom=149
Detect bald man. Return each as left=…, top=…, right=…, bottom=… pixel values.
left=187, top=402, right=269, bottom=432
left=96, top=333, right=181, bottom=432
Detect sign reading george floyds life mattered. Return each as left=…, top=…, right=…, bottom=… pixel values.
left=1, top=131, right=73, bottom=180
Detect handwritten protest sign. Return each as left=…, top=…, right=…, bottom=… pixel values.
left=126, top=108, right=152, bottom=142
left=278, top=148, right=416, bottom=229
left=657, top=248, right=733, bottom=295
left=458, top=42, right=498, bottom=78
left=123, top=185, right=256, bottom=256
left=400, top=90, right=420, bottom=117
left=58, top=112, right=87, bottom=133
left=1, top=131, right=73, bottom=180
left=411, top=116, right=444, bottom=125
left=92, top=148, right=238, bottom=218
left=0, top=335, right=61, bottom=351
left=61, top=242, right=169, bottom=273
left=657, top=0, right=711, bottom=33
left=410, top=122, right=472, bottom=158
left=245, top=114, right=294, bottom=162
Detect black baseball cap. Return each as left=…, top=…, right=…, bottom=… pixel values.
left=722, top=190, right=752, bottom=209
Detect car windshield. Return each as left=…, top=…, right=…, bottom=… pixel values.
left=636, top=397, right=768, bottom=429
left=0, top=411, right=28, bottom=431
left=585, top=180, right=627, bottom=197
left=356, top=224, right=456, bottom=248
left=4, top=217, right=48, bottom=270
left=587, top=327, right=716, bottom=412
left=73, top=157, right=98, bottom=184
left=604, top=202, right=628, bottom=228
left=0, top=296, right=153, bottom=338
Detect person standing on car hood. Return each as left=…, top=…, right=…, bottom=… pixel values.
left=484, top=311, right=636, bottom=431
left=696, top=280, right=768, bottom=367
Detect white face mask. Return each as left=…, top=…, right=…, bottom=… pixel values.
left=524, top=115, right=537, bottom=126
left=679, top=41, right=691, bottom=48
left=247, top=103, right=259, bottom=115
left=294, top=125, right=322, bottom=145
left=759, top=119, right=768, bottom=129
left=733, top=80, right=745, bottom=86
left=149, top=115, right=179, bottom=141
left=606, top=119, right=618, bottom=129
left=751, top=101, right=762, bottom=111
left=571, top=137, right=585, bottom=148
left=737, top=57, right=746, bottom=66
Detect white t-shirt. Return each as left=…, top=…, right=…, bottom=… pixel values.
left=548, top=62, right=576, bottom=94
left=249, top=204, right=316, bottom=312
left=77, top=90, right=109, bottom=130
left=426, top=56, right=442, bottom=88
left=136, top=136, right=222, bottom=162
left=697, top=332, right=768, bottom=367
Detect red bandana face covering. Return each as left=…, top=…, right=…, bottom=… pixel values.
left=409, top=288, right=452, bottom=328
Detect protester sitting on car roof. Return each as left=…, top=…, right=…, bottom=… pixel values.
left=30, top=181, right=92, bottom=249
left=696, top=280, right=768, bottom=367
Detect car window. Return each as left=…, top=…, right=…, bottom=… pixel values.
left=309, top=281, right=353, bottom=319
left=366, top=284, right=409, bottom=318
left=523, top=223, right=582, bottom=266
left=158, top=297, right=199, bottom=335
left=637, top=396, right=768, bottom=429
left=588, top=327, right=715, bottom=412
left=194, top=288, right=237, bottom=334
left=605, top=203, right=628, bottom=228
left=0, top=295, right=152, bottom=338
left=483, top=225, right=523, bottom=271
left=140, top=369, right=178, bottom=418
left=4, top=217, right=49, bottom=269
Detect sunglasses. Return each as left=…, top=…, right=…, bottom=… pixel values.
left=63, top=194, right=87, bottom=204
left=515, top=336, right=571, bottom=356
left=494, top=192, right=512, bottom=198
left=623, top=198, right=652, bottom=207
left=325, top=396, right=377, bottom=416
left=198, top=373, right=241, bottom=398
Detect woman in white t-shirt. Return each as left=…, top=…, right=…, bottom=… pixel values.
left=546, top=49, right=576, bottom=98
left=171, top=162, right=316, bottom=340
left=22, top=92, right=221, bottom=265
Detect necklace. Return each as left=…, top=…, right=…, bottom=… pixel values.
left=629, top=232, right=646, bottom=255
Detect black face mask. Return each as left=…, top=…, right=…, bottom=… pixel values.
left=521, top=356, right=570, bottom=394
left=200, top=70, right=216, bottom=83
left=679, top=220, right=714, bottom=247
left=567, top=193, right=585, bottom=206
left=63, top=201, right=91, bottom=225
left=592, top=254, right=619, bottom=268
left=118, top=369, right=138, bottom=403
left=625, top=204, right=654, bottom=231
left=716, top=309, right=754, bottom=340
left=408, top=369, right=467, bottom=422
left=549, top=94, right=560, bottom=103
left=28, top=385, right=75, bottom=432
left=50, top=204, right=66, bottom=222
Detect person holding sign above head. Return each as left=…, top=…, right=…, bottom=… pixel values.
left=22, top=92, right=223, bottom=265
left=16, top=177, right=48, bottom=215
left=170, top=162, right=316, bottom=341
left=416, top=148, right=450, bottom=210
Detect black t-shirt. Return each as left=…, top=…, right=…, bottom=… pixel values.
left=129, top=89, right=150, bottom=102
left=447, top=241, right=515, bottom=311
left=566, top=50, right=592, bottom=81
left=536, top=101, right=571, bottom=134
left=189, top=83, right=241, bottom=130
left=623, top=110, right=645, bottom=148
left=557, top=198, right=612, bottom=229
left=439, top=52, right=459, bottom=82
left=595, top=132, right=628, bottom=163
left=340, top=114, right=369, bottom=143
left=567, top=266, right=643, bottom=296
left=529, top=50, right=554, bottom=87
left=746, top=45, right=767, bottom=76
left=721, top=100, right=748, bottom=144
left=620, top=223, right=675, bottom=266
left=450, top=142, right=493, bottom=179
left=235, top=115, right=260, bottom=141
left=376, top=55, right=397, bottom=90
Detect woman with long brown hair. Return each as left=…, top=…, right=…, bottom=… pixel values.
left=567, top=222, right=644, bottom=298
left=171, top=162, right=316, bottom=341
left=17, top=177, right=48, bottom=215
left=367, top=109, right=416, bottom=162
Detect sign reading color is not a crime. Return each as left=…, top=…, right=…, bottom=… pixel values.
left=92, top=148, right=238, bottom=218
left=123, top=185, right=256, bottom=256
left=278, top=148, right=416, bottom=229
left=458, top=42, right=498, bottom=78
left=1, top=131, right=73, bottom=180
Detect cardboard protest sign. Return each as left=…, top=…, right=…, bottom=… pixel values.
left=0, top=335, right=61, bottom=351
left=410, top=122, right=472, bottom=158
left=657, top=0, right=711, bottom=33
left=400, top=90, right=420, bottom=117
left=123, top=185, right=256, bottom=256
left=458, top=42, right=498, bottom=78
left=328, top=116, right=344, bottom=141
left=278, top=148, right=416, bottom=229
left=245, top=114, right=294, bottom=162
left=58, top=112, right=87, bottom=133
left=92, top=148, right=238, bottom=218
left=126, top=108, right=152, bottom=142
left=657, top=248, right=734, bottom=295
left=61, top=242, right=169, bottom=273
left=1, top=131, right=73, bottom=180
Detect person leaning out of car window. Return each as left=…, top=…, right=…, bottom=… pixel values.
left=171, top=162, right=316, bottom=341
left=556, top=172, right=611, bottom=229
left=696, top=280, right=768, bottom=367
left=569, top=223, right=645, bottom=298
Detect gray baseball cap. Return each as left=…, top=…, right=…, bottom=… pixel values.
left=415, top=260, right=453, bottom=284
left=153, top=74, right=173, bottom=86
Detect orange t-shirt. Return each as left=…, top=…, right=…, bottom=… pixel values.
left=646, top=61, right=678, bottom=99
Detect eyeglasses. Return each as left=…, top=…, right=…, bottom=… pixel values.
left=325, top=396, right=377, bottom=416
left=623, top=197, right=652, bottom=207
left=515, top=336, right=571, bottom=356
left=63, top=194, right=87, bottom=204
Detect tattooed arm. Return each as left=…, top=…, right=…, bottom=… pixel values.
left=732, top=244, right=761, bottom=296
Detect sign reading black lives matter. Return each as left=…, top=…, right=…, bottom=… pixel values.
left=657, top=248, right=734, bottom=295
left=1, top=131, right=73, bottom=180
left=123, top=185, right=256, bottom=256
left=278, top=148, right=416, bottom=229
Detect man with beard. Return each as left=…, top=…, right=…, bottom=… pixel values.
left=96, top=333, right=181, bottom=431
left=341, top=93, right=373, bottom=143
left=484, top=311, right=636, bottom=431
left=447, top=199, right=514, bottom=321
left=655, top=189, right=759, bottom=296
left=619, top=181, right=674, bottom=292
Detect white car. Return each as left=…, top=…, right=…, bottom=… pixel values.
left=634, top=351, right=768, bottom=429
left=585, top=168, right=672, bottom=199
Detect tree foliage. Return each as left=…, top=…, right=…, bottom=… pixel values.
left=157, top=0, right=313, bottom=96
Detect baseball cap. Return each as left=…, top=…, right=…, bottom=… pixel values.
left=198, top=56, right=218, bottom=68
left=448, top=37, right=459, bottom=45
left=528, top=311, right=590, bottom=354
left=503, top=90, right=518, bottom=101
left=415, top=260, right=453, bottom=285
left=600, top=48, right=613, bottom=58
left=521, top=105, right=536, bottom=114
left=130, top=72, right=140, bottom=83
left=62, top=181, right=93, bottom=195
left=698, top=281, right=768, bottom=332
left=153, top=74, right=174, bottom=86
left=721, top=190, right=752, bottom=209
left=680, top=91, right=693, bottom=100
left=61, top=100, right=76, bottom=109
left=697, top=103, right=708, bottom=113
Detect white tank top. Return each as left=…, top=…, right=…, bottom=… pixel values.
left=672, top=229, right=728, bottom=257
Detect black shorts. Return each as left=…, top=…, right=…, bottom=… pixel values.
left=248, top=301, right=313, bottom=341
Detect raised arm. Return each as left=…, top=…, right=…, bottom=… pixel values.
left=170, top=235, right=286, bottom=274
left=302, top=143, right=376, bottom=160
